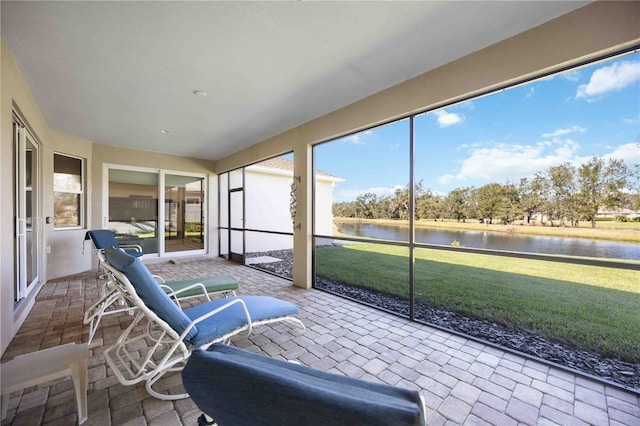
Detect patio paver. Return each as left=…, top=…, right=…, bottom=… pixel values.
left=2, top=256, right=638, bottom=425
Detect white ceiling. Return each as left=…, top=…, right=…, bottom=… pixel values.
left=2, top=1, right=591, bottom=161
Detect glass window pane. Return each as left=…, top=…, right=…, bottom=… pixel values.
left=54, top=193, right=80, bottom=226
left=219, top=173, right=229, bottom=227
left=245, top=157, right=295, bottom=233
left=245, top=231, right=293, bottom=278
left=219, top=228, right=229, bottom=258
left=413, top=247, right=640, bottom=364
left=229, top=169, right=243, bottom=189
left=108, top=169, right=159, bottom=254
left=414, top=52, right=640, bottom=261
left=53, top=154, right=83, bottom=227
left=165, top=174, right=205, bottom=253
left=314, top=238, right=410, bottom=318
left=54, top=154, right=82, bottom=192
left=314, top=120, right=411, bottom=242
left=54, top=173, right=81, bottom=192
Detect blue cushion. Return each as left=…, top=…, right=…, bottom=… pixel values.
left=104, top=248, right=197, bottom=340
left=182, top=344, right=424, bottom=426
left=183, top=296, right=298, bottom=347
left=86, top=230, right=117, bottom=250
left=86, top=230, right=143, bottom=257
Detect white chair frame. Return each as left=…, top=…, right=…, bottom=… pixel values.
left=84, top=249, right=237, bottom=344
left=100, top=261, right=303, bottom=400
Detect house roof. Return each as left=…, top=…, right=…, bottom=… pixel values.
left=1, top=1, right=590, bottom=161
left=250, top=157, right=343, bottom=183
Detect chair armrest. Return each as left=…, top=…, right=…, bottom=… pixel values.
left=159, top=283, right=212, bottom=308
left=120, top=244, right=143, bottom=253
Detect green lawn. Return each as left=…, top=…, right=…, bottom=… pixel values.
left=316, top=243, right=640, bottom=362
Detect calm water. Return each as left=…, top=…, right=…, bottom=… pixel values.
left=336, top=223, right=640, bottom=261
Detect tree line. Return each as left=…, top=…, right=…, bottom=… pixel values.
left=333, top=156, right=639, bottom=228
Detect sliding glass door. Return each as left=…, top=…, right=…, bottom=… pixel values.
left=165, top=174, right=205, bottom=253
left=107, top=169, right=159, bottom=254
left=105, top=166, right=206, bottom=256
left=14, top=120, right=41, bottom=301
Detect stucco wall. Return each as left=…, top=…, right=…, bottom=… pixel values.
left=1, top=36, right=52, bottom=353
left=243, top=167, right=337, bottom=253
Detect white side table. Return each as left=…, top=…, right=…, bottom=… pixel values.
left=1, top=342, right=89, bottom=424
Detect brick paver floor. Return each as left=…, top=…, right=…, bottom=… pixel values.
left=2, top=257, right=639, bottom=425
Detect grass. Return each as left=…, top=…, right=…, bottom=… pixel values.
left=316, top=243, right=640, bottom=362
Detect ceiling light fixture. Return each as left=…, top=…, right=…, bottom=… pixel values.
left=193, top=90, right=207, bottom=97
left=160, top=129, right=170, bottom=134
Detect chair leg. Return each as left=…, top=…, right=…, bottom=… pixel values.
left=145, top=368, right=189, bottom=401
left=198, top=414, right=217, bottom=425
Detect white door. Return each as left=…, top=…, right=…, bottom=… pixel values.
left=14, top=121, right=41, bottom=301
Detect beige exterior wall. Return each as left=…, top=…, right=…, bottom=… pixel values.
left=47, top=130, right=94, bottom=279
left=213, top=1, right=640, bottom=289
left=2, top=36, right=52, bottom=353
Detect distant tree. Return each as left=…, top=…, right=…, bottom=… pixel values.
left=577, top=156, right=633, bottom=228
left=621, top=193, right=640, bottom=212
left=475, top=182, right=520, bottom=225
left=495, top=183, right=521, bottom=225
left=333, top=201, right=356, bottom=218
left=389, top=187, right=410, bottom=220
left=416, top=189, right=443, bottom=221
left=546, top=162, right=577, bottom=226
left=476, top=183, right=504, bottom=224
left=444, top=187, right=472, bottom=222
left=376, top=196, right=393, bottom=219
left=518, top=175, right=547, bottom=224
left=354, top=193, right=379, bottom=219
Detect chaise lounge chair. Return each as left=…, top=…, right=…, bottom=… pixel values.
left=83, top=230, right=240, bottom=343
left=101, top=247, right=304, bottom=400
left=182, top=343, right=426, bottom=426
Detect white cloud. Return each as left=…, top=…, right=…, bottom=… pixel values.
left=562, top=70, right=581, bottom=82
left=458, top=101, right=475, bottom=110
left=447, top=136, right=583, bottom=184
left=345, top=130, right=374, bottom=144
left=525, top=87, right=535, bottom=98
left=454, top=143, right=550, bottom=182
left=603, top=143, right=640, bottom=165
left=576, top=60, right=640, bottom=100
left=542, top=125, right=586, bottom=139
left=438, top=174, right=455, bottom=185
left=434, top=109, right=464, bottom=127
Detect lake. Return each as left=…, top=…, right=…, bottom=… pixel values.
left=336, top=222, right=640, bottom=261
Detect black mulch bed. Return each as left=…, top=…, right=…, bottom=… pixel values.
left=247, top=249, right=640, bottom=392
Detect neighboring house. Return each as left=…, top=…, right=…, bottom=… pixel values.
left=244, top=157, right=343, bottom=253
left=597, top=208, right=640, bottom=220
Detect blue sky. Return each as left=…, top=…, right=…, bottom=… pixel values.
left=315, top=51, right=640, bottom=203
